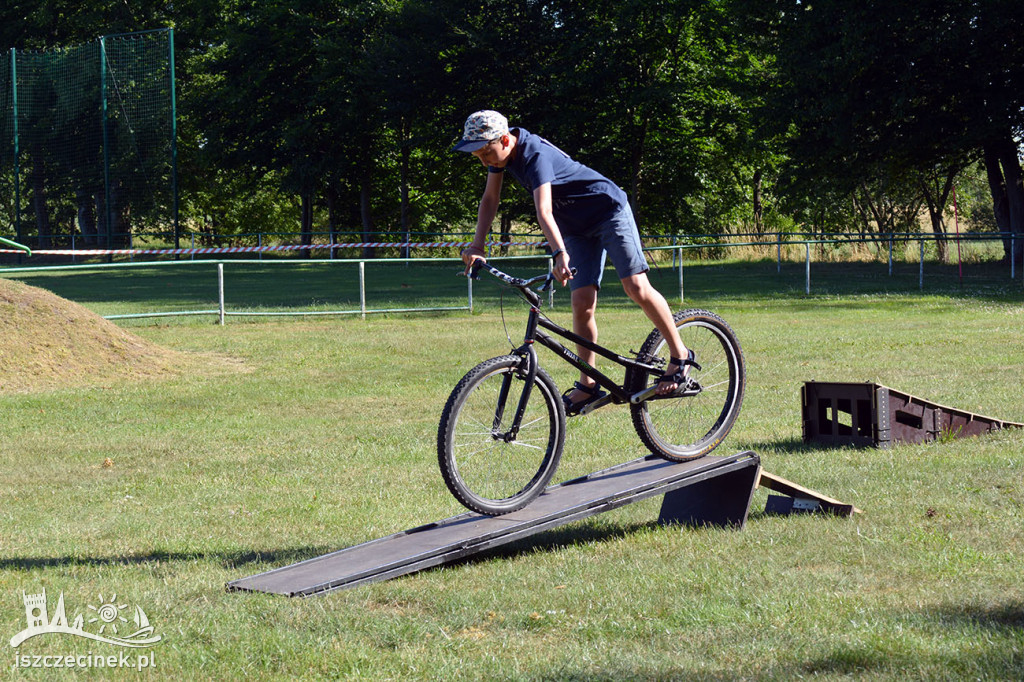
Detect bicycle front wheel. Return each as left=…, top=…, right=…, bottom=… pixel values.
left=438, top=355, right=566, bottom=515
left=630, top=309, right=745, bottom=461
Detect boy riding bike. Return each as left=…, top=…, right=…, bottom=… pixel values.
left=453, top=110, right=696, bottom=415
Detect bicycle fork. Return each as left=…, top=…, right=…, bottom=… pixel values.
left=491, top=345, right=539, bottom=443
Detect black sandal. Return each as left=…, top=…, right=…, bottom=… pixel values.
left=656, top=349, right=701, bottom=395
left=562, top=381, right=607, bottom=417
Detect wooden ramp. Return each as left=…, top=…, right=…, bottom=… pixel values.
left=228, top=452, right=762, bottom=597
left=758, top=470, right=862, bottom=517
left=802, top=381, right=1022, bottom=448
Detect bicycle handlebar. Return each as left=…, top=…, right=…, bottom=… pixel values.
left=469, top=260, right=552, bottom=289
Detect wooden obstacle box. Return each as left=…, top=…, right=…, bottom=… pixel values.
left=801, top=381, right=1023, bottom=449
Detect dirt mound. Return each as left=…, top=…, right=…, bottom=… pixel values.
left=0, top=277, right=195, bottom=393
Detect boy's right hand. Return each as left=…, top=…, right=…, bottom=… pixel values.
left=552, top=250, right=572, bottom=286
left=461, top=245, right=486, bottom=276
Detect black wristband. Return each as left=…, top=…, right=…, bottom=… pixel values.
left=550, top=248, right=565, bottom=260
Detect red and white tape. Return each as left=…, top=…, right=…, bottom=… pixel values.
left=0, top=240, right=550, bottom=257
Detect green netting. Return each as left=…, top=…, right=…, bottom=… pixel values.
left=0, top=29, right=175, bottom=250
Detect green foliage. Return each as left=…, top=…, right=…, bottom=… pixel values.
left=747, top=0, right=1024, bottom=242
left=2, top=0, right=1021, bottom=256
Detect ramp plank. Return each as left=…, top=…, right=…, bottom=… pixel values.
left=756, top=470, right=861, bottom=516
left=228, top=452, right=760, bottom=597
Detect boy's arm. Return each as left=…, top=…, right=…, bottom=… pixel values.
left=533, top=183, right=572, bottom=285
left=462, top=168, right=501, bottom=270
left=461, top=171, right=503, bottom=270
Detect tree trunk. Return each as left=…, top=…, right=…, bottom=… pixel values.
left=30, top=159, right=51, bottom=248
left=360, top=178, right=375, bottom=259
left=752, top=169, right=764, bottom=235
left=857, top=183, right=887, bottom=234
left=110, top=182, right=130, bottom=248
left=983, top=136, right=1024, bottom=263
left=500, top=212, right=512, bottom=256
left=999, top=141, right=1024, bottom=263
left=300, top=193, right=313, bottom=259
left=628, top=117, right=650, bottom=226
left=399, top=130, right=411, bottom=259
left=95, top=192, right=108, bottom=247
left=919, top=170, right=955, bottom=263
left=76, top=190, right=97, bottom=247
left=326, top=190, right=338, bottom=259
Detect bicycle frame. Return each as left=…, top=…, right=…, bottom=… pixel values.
left=442, top=262, right=743, bottom=515
left=530, top=311, right=657, bottom=405
left=477, top=261, right=663, bottom=414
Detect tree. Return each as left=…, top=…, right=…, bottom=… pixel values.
left=749, top=0, right=1024, bottom=260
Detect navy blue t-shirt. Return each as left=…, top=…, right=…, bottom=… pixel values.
left=490, top=128, right=628, bottom=236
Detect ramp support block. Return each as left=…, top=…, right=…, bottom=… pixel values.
left=658, top=457, right=760, bottom=528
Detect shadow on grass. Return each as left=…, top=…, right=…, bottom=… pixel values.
left=735, top=437, right=820, bottom=455
left=0, top=546, right=336, bottom=572
left=924, top=600, right=1024, bottom=630
left=775, top=601, right=1024, bottom=679
left=450, top=519, right=659, bottom=568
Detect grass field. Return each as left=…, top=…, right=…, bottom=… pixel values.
left=1, top=258, right=1022, bottom=680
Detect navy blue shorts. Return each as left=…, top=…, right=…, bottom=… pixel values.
left=563, top=204, right=648, bottom=291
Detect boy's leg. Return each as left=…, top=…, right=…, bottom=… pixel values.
left=595, top=204, right=689, bottom=396
left=620, top=272, right=688, bottom=395
left=562, top=232, right=606, bottom=407
left=564, top=284, right=600, bottom=404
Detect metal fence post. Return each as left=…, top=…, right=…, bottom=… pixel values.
left=217, top=262, right=225, bottom=325
left=805, top=242, right=811, bottom=295
left=359, top=261, right=366, bottom=320
left=548, top=259, right=555, bottom=309
left=468, top=270, right=473, bottom=313
left=678, top=248, right=684, bottom=304
left=1011, top=233, right=1015, bottom=281
left=888, top=233, right=893, bottom=276
left=919, top=238, right=925, bottom=289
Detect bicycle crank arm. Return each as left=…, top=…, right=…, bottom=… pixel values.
left=629, top=380, right=701, bottom=405
left=578, top=392, right=614, bottom=416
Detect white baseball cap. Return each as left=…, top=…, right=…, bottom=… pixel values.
left=452, top=110, right=509, bottom=152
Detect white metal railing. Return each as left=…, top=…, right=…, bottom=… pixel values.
left=0, top=233, right=1019, bottom=324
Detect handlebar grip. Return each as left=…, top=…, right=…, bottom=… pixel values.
left=468, top=259, right=486, bottom=280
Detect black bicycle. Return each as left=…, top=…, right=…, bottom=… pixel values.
left=437, top=262, right=745, bottom=516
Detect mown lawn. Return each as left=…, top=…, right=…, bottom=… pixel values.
left=1, top=258, right=1022, bottom=680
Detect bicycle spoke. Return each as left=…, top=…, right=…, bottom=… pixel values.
left=439, top=355, right=564, bottom=515
left=631, top=311, right=744, bottom=461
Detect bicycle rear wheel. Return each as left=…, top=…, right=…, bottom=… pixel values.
left=438, top=355, right=566, bottom=515
left=630, top=309, right=745, bottom=461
